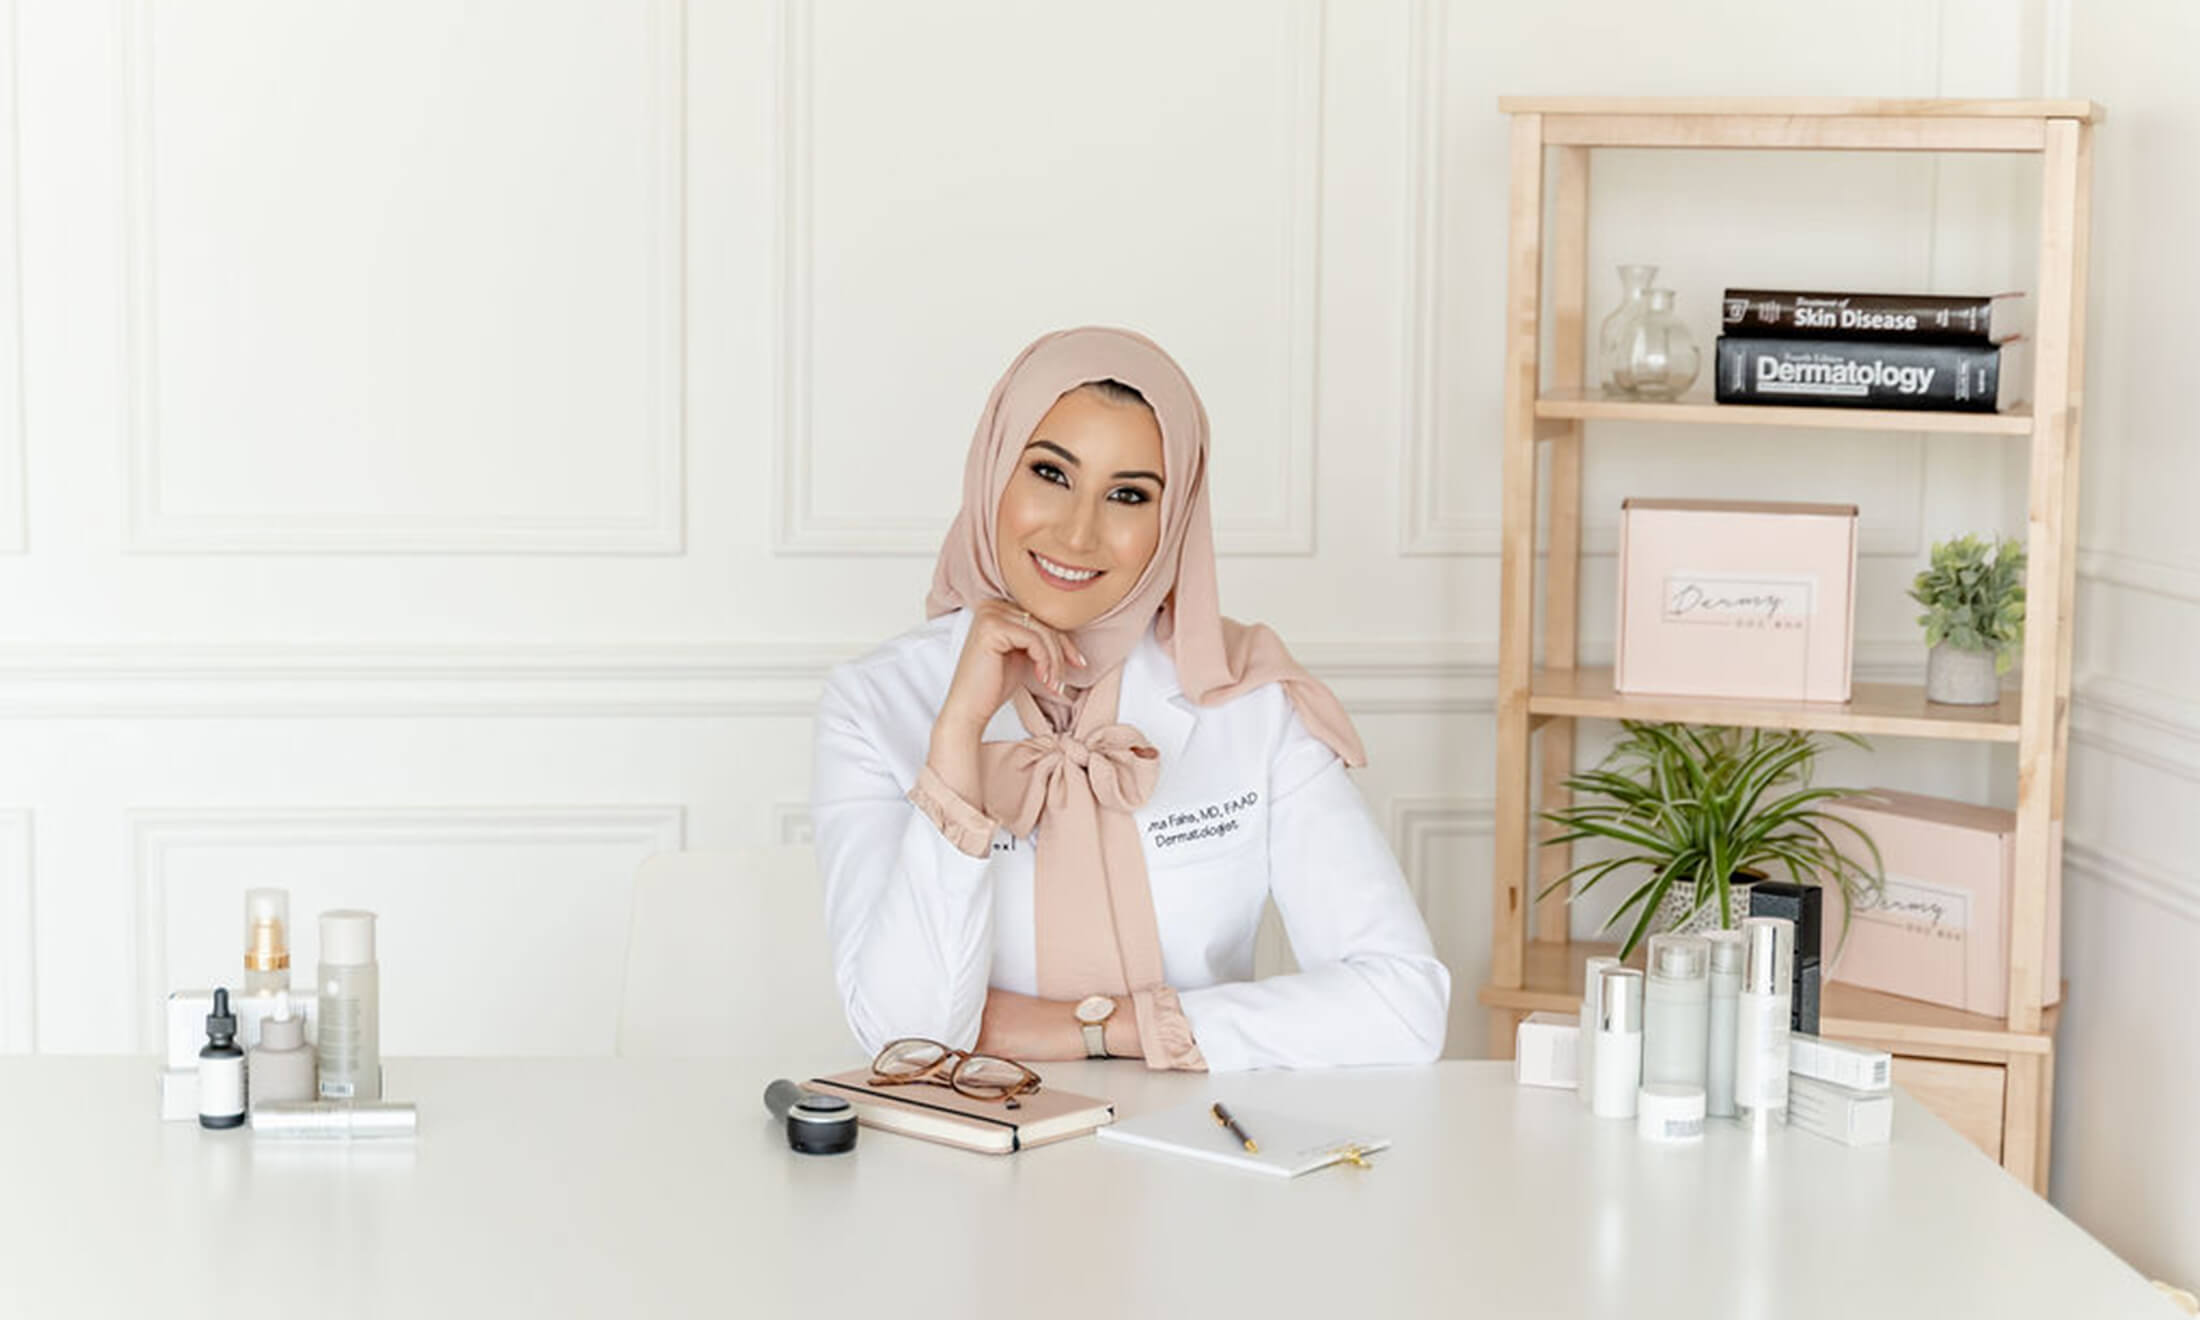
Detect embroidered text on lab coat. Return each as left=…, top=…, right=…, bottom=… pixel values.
left=1146, top=790, right=1260, bottom=849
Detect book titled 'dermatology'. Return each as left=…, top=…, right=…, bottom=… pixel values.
left=1722, top=289, right=2025, bottom=345
left=1714, top=336, right=2025, bottom=414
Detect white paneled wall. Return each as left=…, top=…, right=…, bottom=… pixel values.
left=0, top=0, right=2038, bottom=1042
left=6, top=0, right=2190, bottom=1281
left=776, top=0, right=1321, bottom=556
left=119, top=1, right=685, bottom=555
left=0, top=0, right=22, bottom=555
left=2054, top=0, right=2200, bottom=1292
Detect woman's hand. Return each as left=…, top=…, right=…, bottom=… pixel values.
left=939, top=599, right=1086, bottom=730
left=927, top=601, right=1086, bottom=806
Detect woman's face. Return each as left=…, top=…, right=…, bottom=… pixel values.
left=995, top=387, right=1166, bottom=635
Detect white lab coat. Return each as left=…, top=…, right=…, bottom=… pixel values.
left=810, top=608, right=1452, bottom=1072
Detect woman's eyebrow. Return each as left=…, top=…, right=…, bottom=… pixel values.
left=1024, top=438, right=1163, bottom=488
left=1024, top=439, right=1080, bottom=466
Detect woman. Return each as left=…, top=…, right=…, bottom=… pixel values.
left=811, top=327, right=1449, bottom=1071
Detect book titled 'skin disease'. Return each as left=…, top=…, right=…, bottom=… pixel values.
left=1722, top=289, right=2025, bottom=345
left=1715, top=336, right=2022, bottom=414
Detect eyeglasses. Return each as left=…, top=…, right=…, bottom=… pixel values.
left=868, top=1038, right=1044, bottom=1110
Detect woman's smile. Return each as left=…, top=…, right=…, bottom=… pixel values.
left=1029, top=550, right=1106, bottom=590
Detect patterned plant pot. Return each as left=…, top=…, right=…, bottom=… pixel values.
left=1651, top=875, right=1755, bottom=938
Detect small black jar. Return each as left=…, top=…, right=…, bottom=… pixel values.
left=785, top=1094, right=858, bottom=1155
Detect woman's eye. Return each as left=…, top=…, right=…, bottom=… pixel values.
left=1108, top=487, right=1151, bottom=505
left=1030, top=462, right=1068, bottom=487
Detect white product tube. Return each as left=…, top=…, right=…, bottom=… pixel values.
left=1734, top=917, right=1794, bottom=1131
left=252, top=1100, right=417, bottom=1141
left=1643, top=934, right=1710, bottom=1089
left=1577, top=956, right=1619, bottom=1112
left=1591, top=968, right=1645, bottom=1120
left=1705, top=930, right=1744, bottom=1117
left=316, top=910, right=382, bottom=1102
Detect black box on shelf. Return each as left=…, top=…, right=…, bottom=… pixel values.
left=1748, top=880, right=1823, bottom=1034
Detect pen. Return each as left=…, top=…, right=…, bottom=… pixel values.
left=1211, top=1101, right=1258, bottom=1154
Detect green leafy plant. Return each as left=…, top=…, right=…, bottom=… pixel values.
left=1909, top=534, right=2026, bottom=674
left=1537, top=722, right=1884, bottom=960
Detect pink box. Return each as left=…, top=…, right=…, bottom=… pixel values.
left=1823, top=789, right=2062, bottom=1018
left=1615, top=498, right=1858, bottom=702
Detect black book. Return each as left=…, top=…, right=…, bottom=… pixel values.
left=1715, top=336, right=2022, bottom=414
left=1722, top=289, right=2024, bottom=345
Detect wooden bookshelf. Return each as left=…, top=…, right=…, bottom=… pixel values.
left=1482, top=98, right=2095, bottom=1196
left=1528, top=667, right=2024, bottom=743
left=1535, top=388, right=2034, bottom=437
left=1476, top=940, right=2060, bottom=1059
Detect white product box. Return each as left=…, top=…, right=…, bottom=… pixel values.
left=159, top=1068, right=200, bottom=1121
left=165, top=989, right=318, bottom=1070
left=1788, top=1033, right=1892, bottom=1093
left=159, top=1063, right=383, bottom=1122
left=1514, top=1012, right=1580, bottom=1090
left=1786, top=1074, right=1893, bottom=1147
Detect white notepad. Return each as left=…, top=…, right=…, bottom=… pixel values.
left=1096, top=1100, right=1391, bottom=1178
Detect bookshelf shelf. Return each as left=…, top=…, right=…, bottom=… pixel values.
left=1534, top=388, right=2034, bottom=437
left=1476, top=941, right=2061, bottom=1059
left=1527, top=667, right=2023, bottom=742
left=1481, top=97, right=2093, bottom=1197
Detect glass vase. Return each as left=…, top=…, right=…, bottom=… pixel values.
left=1614, top=287, right=1701, bottom=400
left=1598, top=264, right=1657, bottom=396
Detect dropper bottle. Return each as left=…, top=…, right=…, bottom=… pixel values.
left=243, top=888, right=291, bottom=997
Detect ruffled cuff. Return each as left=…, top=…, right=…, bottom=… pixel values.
left=906, top=764, right=1000, bottom=859
left=1132, top=987, right=1208, bottom=1072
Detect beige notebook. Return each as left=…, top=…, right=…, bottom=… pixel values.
left=805, top=1068, right=1115, bottom=1155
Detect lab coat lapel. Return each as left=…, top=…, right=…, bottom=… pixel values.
left=1116, top=631, right=1194, bottom=784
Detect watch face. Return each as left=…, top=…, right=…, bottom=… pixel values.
left=1075, top=995, right=1114, bottom=1025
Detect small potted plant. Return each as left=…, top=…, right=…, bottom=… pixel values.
left=1538, top=721, right=1883, bottom=960
left=1910, top=533, right=2025, bottom=705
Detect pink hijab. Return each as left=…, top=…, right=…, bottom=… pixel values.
left=924, top=326, right=1364, bottom=1064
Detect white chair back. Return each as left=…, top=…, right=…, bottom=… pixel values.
left=616, top=847, right=850, bottom=1060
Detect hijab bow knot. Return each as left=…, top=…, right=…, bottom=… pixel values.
left=984, top=721, right=1160, bottom=839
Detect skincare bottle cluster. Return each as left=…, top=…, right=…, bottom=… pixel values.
left=177, top=892, right=394, bottom=1134
left=1577, top=916, right=1797, bottom=1144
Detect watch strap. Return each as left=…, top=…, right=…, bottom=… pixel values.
left=1082, top=1021, right=1108, bottom=1058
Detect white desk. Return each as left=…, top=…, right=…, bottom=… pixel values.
left=0, top=1057, right=2168, bottom=1319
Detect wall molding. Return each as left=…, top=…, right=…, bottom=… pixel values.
left=770, top=0, right=1324, bottom=556
left=2078, top=548, right=2200, bottom=606
left=1396, top=0, right=1458, bottom=556
left=772, top=802, right=814, bottom=846
left=2063, top=835, right=2199, bottom=928
left=0, top=637, right=1948, bottom=719
left=0, top=809, right=32, bottom=1052
left=2070, top=672, right=2200, bottom=785
left=0, top=643, right=856, bottom=718
left=0, top=0, right=26, bottom=555
left=2041, top=0, right=2074, bottom=98
left=129, top=804, right=685, bottom=1052
left=116, top=0, right=687, bottom=555
left=1388, top=795, right=1494, bottom=910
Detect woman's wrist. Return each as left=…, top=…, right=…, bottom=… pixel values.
left=925, top=709, right=990, bottom=807
left=930, top=706, right=989, bottom=744
left=1103, top=995, right=1141, bottom=1058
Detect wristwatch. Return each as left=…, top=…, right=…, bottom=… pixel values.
left=1075, top=995, right=1117, bottom=1058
